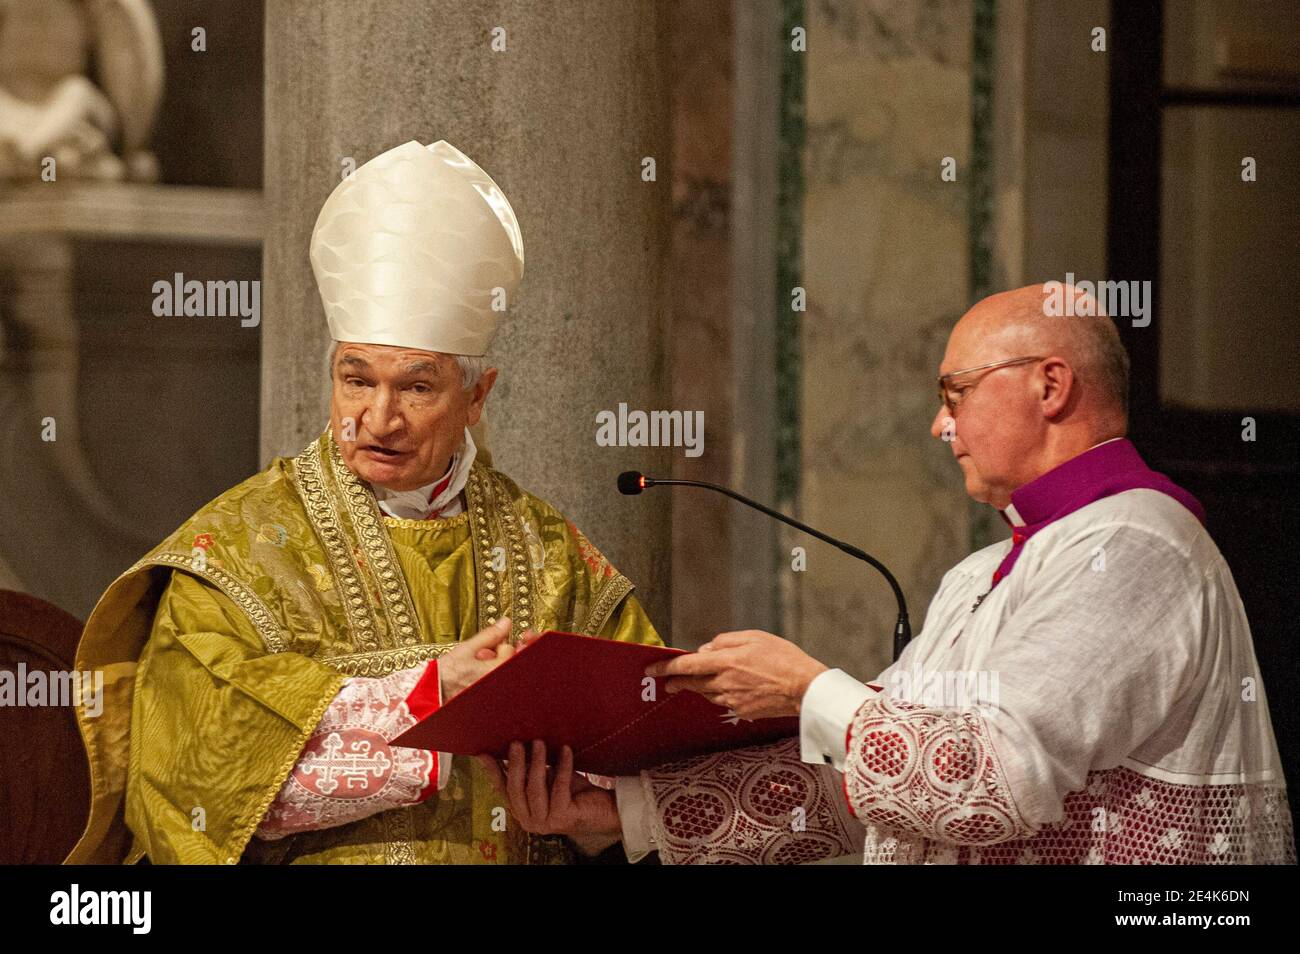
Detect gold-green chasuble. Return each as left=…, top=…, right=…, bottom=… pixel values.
left=65, top=429, right=662, bottom=865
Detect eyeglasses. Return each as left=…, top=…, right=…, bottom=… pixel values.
left=937, top=356, right=1045, bottom=416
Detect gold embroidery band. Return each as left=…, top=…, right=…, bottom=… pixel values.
left=325, top=434, right=423, bottom=651
left=291, top=434, right=381, bottom=653
left=129, top=553, right=288, bottom=654
left=327, top=643, right=454, bottom=678
left=583, top=576, right=634, bottom=638
left=465, top=465, right=538, bottom=640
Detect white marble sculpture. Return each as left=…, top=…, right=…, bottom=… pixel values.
left=0, top=0, right=164, bottom=181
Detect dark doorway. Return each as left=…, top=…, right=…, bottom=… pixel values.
left=1109, top=0, right=1300, bottom=837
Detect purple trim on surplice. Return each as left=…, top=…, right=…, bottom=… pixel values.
left=987, top=439, right=1204, bottom=593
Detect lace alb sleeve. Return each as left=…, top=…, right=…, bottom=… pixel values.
left=843, top=694, right=1035, bottom=846
left=253, top=660, right=443, bottom=840
left=639, top=738, right=865, bottom=864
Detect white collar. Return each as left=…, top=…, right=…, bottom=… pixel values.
left=1000, top=437, right=1128, bottom=528
left=373, top=428, right=477, bottom=520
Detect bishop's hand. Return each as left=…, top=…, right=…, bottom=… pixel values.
left=477, top=741, right=622, bottom=857
left=438, top=617, right=536, bottom=702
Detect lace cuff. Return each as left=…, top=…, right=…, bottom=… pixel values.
left=640, top=738, right=864, bottom=864
left=254, top=660, right=443, bottom=841
left=843, top=693, right=1034, bottom=846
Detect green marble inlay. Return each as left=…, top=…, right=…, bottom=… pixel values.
left=774, top=0, right=805, bottom=514
left=770, top=0, right=807, bottom=632
left=969, top=0, right=1003, bottom=553
left=970, top=0, right=996, bottom=306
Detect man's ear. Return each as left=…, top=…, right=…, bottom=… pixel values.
left=466, top=367, right=498, bottom=426
left=1039, top=357, right=1073, bottom=418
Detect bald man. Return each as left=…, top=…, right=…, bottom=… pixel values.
left=483, top=284, right=1296, bottom=865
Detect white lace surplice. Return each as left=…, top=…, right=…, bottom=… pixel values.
left=625, top=490, right=1295, bottom=865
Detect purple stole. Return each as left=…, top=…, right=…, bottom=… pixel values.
left=988, top=439, right=1205, bottom=593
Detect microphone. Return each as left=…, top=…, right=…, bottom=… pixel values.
left=618, top=471, right=912, bottom=661
left=616, top=471, right=646, bottom=496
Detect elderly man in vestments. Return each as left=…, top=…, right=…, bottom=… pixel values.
left=65, top=140, right=662, bottom=865
left=489, top=284, right=1295, bottom=865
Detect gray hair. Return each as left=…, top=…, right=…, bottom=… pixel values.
left=326, top=342, right=488, bottom=390
left=1091, top=322, right=1131, bottom=418
left=1059, top=292, right=1131, bottom=419
left=1003, top=286, right=1131, bottom=422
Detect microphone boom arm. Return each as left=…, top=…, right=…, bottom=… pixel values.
left=640, top=476, right=912, bottom=661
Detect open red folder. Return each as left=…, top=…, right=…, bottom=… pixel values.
left=390, top=631, right=799, bottom=775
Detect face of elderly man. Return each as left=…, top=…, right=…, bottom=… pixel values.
left=930, top=285, right=1127, bottom=510
left=328, top=342, right=497, bottom=491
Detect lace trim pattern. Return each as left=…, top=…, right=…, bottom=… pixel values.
left=843, top=694, right=1032, bottom=846
left=966, top=767, right=1296, bottom=864
left=254, top=663, right=433, bottom=841
left=637, top=694, right=1297, bottom=865
left=643, top=738, right=862, bottom=865
left=845, top=695, right=1297, bottom=864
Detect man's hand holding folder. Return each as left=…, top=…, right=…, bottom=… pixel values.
left=388, top=628, right=804, bottom=856
left=478, top=742, right=623, bottom=858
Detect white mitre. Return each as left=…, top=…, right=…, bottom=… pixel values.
left=309, top=139, right=525, bottom=356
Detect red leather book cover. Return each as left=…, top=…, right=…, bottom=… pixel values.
left=390, top=631, right=799, bottom=775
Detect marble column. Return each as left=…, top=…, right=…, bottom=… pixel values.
left=262, top=1, right=673, bottom=629
left=795, top=0, right=976, bottom=680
